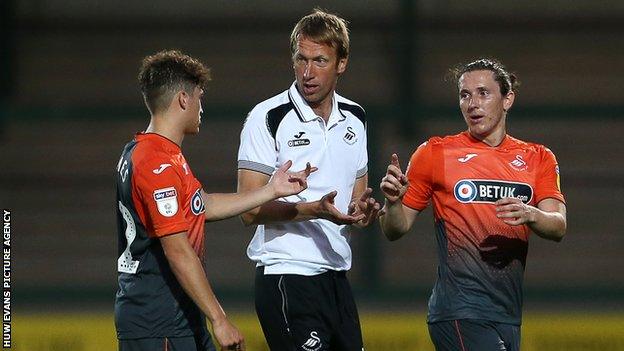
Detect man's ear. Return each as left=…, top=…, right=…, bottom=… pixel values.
left=503, top=91, right=515, bottom=112
left=177, top=91, right=189, bottom=110
left=337, top=57, right=348, bottom=76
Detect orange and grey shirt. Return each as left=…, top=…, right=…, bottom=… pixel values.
left=403, top=131, right=565, bottom=325
left=114, top=133, right=207, bottom=339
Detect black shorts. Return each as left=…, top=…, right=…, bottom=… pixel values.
left=118, top=332, right=216, bottom=351
left=254, top=267, right=363, bottom=351
left=428, top=319, right=520, bottom=351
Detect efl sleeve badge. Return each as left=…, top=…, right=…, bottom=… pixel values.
left=153, top=187, right=179, bottom=217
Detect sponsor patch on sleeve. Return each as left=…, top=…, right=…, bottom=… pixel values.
left=190, top=188, right=205, bottom=215
left=153, top=187, right=179, bottom=217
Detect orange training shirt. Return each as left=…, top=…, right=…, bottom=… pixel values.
left=403, top=131, right=564, bottom=324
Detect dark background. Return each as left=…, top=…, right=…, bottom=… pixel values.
left=1, top=0, right=622, bottom=314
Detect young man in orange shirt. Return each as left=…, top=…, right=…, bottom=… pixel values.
left=379, top=58, right=567, bottom=351
left=115, top=50, right=313, bottom=351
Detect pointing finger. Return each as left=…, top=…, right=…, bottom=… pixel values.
left=386, top=165, right=404, bottom=179
left=391, top=153, right=401, bottom=169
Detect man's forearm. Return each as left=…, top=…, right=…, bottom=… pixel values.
left=241, top=199, right=320, bottom=225
left=379, top=200, right=410, bottom=241
left=165, top=244, right=227, bottom=325
left=528, top=207, right=567, bottom=242
left=203, top=185, right=277, bottom=222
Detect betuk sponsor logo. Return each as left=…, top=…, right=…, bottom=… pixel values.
left=288, top=131, right=311, bottom=147
left=454, top=179, right=533, bottom=204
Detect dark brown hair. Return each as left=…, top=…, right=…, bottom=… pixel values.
left=138, top=50, right=210, bottom=115
left=290, top=9, right=350, bottom=60
left=450, top=58, right=519, bottom=95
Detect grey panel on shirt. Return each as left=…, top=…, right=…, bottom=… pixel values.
left=238, top=160, right=275, bottom=175
left=356, top=165, right=368, bottom=179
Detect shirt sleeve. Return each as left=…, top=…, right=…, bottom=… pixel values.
left=402, top=141, right=434, bottom=211
left=132, top=156, right=189, bottom=237
left=534, top=147, right=566, bottom=205
left=237, top=109, right=278, bottom=175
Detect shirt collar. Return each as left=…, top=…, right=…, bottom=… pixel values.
left=136, top=132, right=181, bottom=153
left=288, top=82, right=343, bottom=125
left=461, top=131, right=513, bottom=149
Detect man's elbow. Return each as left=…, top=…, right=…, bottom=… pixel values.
left=380, top=223, right=406, bottom=242
left=549, top=231, right=565, bottom=242
left=552, top=225, right=567, bottom=242
left=384, top=231, right=402, bottom=242
left=239, top=210, right=257, bottom=227
left=546, top=222, right=567, bottom=242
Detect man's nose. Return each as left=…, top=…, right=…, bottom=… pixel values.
left=303, top=62, right=314, bottom=79
left=468, top=96, right=479, bottom=109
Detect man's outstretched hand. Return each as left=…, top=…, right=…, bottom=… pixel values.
left=316, top=191, right=366, bottom=225
left=269, top=160, right=318, bottom=198
left=348, top=188, right=381, bottom=228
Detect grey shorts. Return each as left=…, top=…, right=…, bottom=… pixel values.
left=428, top=319, right=520, bottom=351
left=119, top=333, right=216, bottom=351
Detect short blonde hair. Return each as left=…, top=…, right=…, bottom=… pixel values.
left=290, top=9, right=350, bottom=60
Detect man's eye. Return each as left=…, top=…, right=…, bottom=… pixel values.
left=315, top=58, right=328, bottom=66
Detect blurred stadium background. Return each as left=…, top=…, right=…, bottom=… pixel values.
left=1, top=0, right=623, bottom=350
